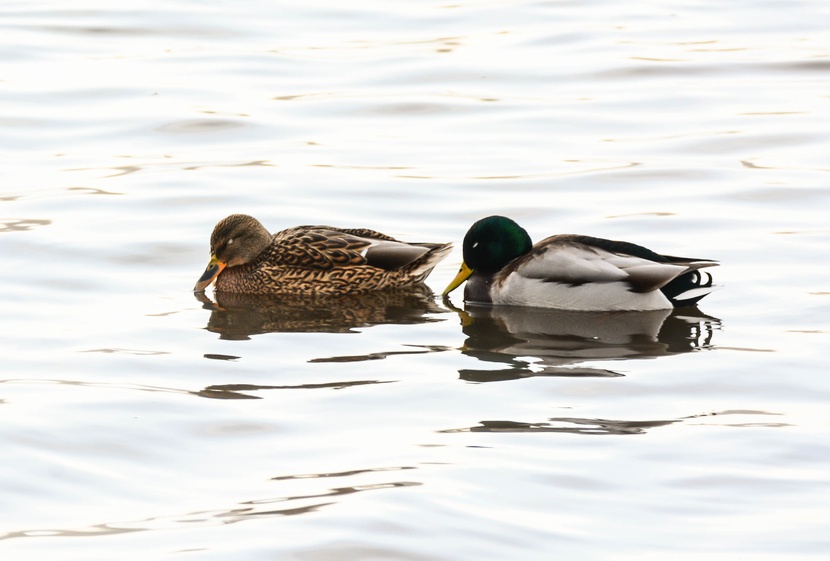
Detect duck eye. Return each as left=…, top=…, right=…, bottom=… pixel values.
left=227, top=238, right=234, bottom=246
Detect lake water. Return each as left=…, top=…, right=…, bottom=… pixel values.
left=2, top=1, right=830, bottom=559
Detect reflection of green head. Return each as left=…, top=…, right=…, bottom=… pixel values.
left=462, top=215, right=533, bottom=273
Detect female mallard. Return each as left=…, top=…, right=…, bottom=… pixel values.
left=443, top=215, right=718, bottom=311
left=194, top=214, right=452, bottom=295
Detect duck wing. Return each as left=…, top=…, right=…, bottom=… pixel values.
left=512, top=234, right=717, bottom=293
left=272, top=226, right=437, bottom=271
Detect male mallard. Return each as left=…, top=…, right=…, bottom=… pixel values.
left=443, top=215, right=718, bottom=311
left=195, top=214, right=452, bottom=295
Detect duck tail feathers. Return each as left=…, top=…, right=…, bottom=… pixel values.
left=409, top=242, right=453, bottom=280
left=662, top=269, right=719, bottom=307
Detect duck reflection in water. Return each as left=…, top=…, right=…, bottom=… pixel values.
left=442, top=417, right=682, bottom=436
left=449, top=303, right=720, bottom=382
left=195, top=283, right=444, bottom=339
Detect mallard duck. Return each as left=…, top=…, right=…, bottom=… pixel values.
left=194, top=214, right=452, bottom=295
left=443, top=215, right=718, bottom=311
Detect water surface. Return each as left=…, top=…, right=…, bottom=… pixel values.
left=2, top=1, right=830, bottom=559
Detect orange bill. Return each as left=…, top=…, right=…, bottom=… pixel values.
left=193, top=255, right=226, bottom=292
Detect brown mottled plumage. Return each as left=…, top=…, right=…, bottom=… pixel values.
left=194, top=214, right=452, bottom=295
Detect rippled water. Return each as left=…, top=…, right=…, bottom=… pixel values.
left=3, top=1, right=830, bottom=559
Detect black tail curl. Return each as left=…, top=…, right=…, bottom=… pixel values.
left=661, top=270, right=715, bottom=307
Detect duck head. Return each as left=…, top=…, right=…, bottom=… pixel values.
left=442, top=215, right=533, bottom=296
left=193, top=214, right=272, bottom=291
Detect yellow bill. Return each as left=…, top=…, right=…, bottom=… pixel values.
left=442, top=261, right=473, bottom=296
left=193, top=254, right=226, bottom=292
